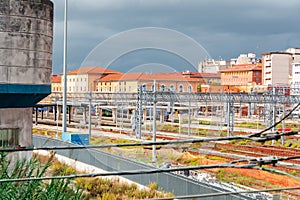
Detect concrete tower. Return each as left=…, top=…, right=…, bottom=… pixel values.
left=0, top=0, right=53, bottom=149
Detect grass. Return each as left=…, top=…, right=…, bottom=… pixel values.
left=37, top=154, right=173, bottom=199
left=216, top=169, right=272, bottom=187
left=76, top=178, right=173, bottom=199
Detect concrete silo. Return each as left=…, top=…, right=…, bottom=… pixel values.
left=0, top=0, right=53, bottom=149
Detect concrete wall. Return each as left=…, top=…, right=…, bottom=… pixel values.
left=0, top=0, right=53, bottom=160
left=0, top=108, right=32, bottom=147
left=0, top=0, right=53, bottom=85
left=271, top=54, right=291, bottom=85
left=0, top=0, right=53, bottom=108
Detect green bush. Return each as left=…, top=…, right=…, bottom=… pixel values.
left=0, top=152, right=82, bottom=200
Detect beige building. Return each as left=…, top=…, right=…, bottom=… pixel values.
left=51, top=74, right=62, bottom=92
left=62, top=66, right=118, bottom=93
left=220, top=64, right=262, bottom=86
left=96, top=72, right=210, bottom=93
left=262, top=48, right=300, bottom=86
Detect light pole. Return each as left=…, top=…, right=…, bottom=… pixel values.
left=152, top=80, right=157, bottom=163
left=62, top=0, right=68, bottom=133
left=56, top=98, right=59, bottom=138
left=188, top=90, right=191, bottom=136
left=88, top=84, right=92, bottom=144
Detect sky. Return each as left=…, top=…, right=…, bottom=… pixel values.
left=51, top=0, right=300, bottom=74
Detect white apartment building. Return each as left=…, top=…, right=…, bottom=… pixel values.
left=291, top=63, right=300, bottom=95
left=236, top=53, right=261, bottom=65
left=198, top=59, right=229, bottom=73
left=262, top=48, right=300, bottom=86
left=199, top=53, right=261, bottom=74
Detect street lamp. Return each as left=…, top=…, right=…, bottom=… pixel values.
left=152, top=80, right=157, bottom=163
left=62, top=0, right=68, bottom=133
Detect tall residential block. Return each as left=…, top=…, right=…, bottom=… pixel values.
left=262, top=48, right=300, bottom=86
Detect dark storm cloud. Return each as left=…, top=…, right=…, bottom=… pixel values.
left=51, top=0, right=300, bottom=74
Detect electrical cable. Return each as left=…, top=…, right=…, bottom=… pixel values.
left=0, top=131, right=298, bottom=152
left=1, top=154, right=300, bottom=183
left=0, top=162, right=256, bottom=183
left=248, top=102, right=300, bottom=138
left=259, top=167, right=300, bottom=181
left=5, top=99, right=297, bottom=154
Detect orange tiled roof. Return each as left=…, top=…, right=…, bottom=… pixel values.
left=99, top=71, right=205, bottom=82
left=120, top=72, right=145, bottom=81
left=67, top=66, right=118, bottom=75
left=98, top=73, right=125, bottom=82
left=148, top=72, right=196, bottom=81
left=51, top=74, right=61, bottom=83
left=182, top=71, right=221, bottom=78
left=219, top=64, right=262, bottom=73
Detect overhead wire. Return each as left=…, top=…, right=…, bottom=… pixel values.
left=1, top=95, right=300, bottom=194
left=260, top=167, right=300, bottom=182
left=0, top=131, right=298, bottom=152
left=248, top=102, right=300, bottom=138
left=1, top=99, right=298, bottom=153
left=1, top=155, right=300, bottom=183
left=0, top=162, right=257, bottom=183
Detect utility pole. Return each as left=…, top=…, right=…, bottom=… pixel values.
left=152, top=80, right=157, bottom=163
left=62, top=0, right=68, bottom=133
left=56, top=98, right=59, bottom=138
left=271, top=87, right=276, bottom=145
left=88, top=84, right=92, bottom=144
left=281, top=103, right=286, bottom=145
left=136, top=85, right=143, bottom=139
left=226, top=94, right=234, bottom=136
left=188, top=90, right=191, bottom=136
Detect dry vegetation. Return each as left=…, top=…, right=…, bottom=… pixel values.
left=33, top=126, right=300, bottom=198
left=36, top=154, right=173, bottom=200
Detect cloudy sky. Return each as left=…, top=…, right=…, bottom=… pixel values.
left=51, top=0, right=300, bottom=74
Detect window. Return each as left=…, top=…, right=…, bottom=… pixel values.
left=160, top=84, right=166, bottom=91
left=169, top=85, right=175, bottom=92
left=151, top=84, right=155, bottom=91
left=179, top=85, right=184, bottom=92
left=188, top=85, right=192, bottom=92
left=0, top=128, right=19, bottom=148
left=142, top=84, right=147, bottom=91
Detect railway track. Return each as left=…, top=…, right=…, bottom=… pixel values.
left=213, top=143, right=300, bottom=164
left=34, top=123, right=300, bottom=199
